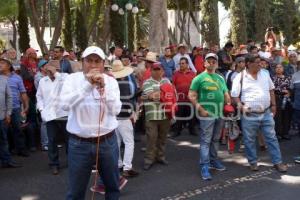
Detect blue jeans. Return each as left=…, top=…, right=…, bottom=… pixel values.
left=241, top=110, right=282, bottom=165
left=0, top=120, right=12, bottom=164
left=10, top=108, right=26, bottom=151
left=40, top=121, right=48, bottom=147
left=66, top=132, right=120, bottom=200
left=46, top=120, right=69, bottom=167
left=199, top=118, right=223, bottom=166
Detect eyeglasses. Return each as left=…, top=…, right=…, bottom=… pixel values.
left=207, top=60, right=217, bottom=64
left=153, top=68, right=162, bottom=71
left=180, top=62, right=187, bottom=65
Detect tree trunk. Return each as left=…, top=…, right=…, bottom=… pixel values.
left=230, top=0, right=247, bottom=46
left=87, top=0, right=103, bottom=40
left=149, top=0, right=169, bottom=53
left=49, top=0, right=64, bottom=50
left=200, top=0, right=219, bottom=47
left=27, top=0, right=48, bottom=53
left=8, top=17, right=17, bottom=49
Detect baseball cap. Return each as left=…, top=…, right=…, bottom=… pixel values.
left=205, top=53, right=218, bottom=61
left=82, top=46, right=106, bottom=60
left=38, top=59, right=48, bottom=68
left=152, top=62, right=163, bottom=69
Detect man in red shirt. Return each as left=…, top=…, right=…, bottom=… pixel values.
left=172, top=57, right=196, bottom=137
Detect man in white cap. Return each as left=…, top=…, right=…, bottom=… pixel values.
left=61, top=46, right=122, bottom=200
left=189, top=53, right=231, bottom=180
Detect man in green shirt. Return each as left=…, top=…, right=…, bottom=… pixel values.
left=142, top=62, right=171, bottom=170
left=189, top=53, right=231, bottom=180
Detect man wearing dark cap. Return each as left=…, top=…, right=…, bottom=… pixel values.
left=142, top=62, right=171, bottom=170
left=217, top=41, right=234, bottom=76
left=189, top=53, right=231, bottom=180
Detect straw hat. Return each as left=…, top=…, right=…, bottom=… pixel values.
left=111, top=60, right=133, bottom=79
left=142, top=52, right=157, bottom=63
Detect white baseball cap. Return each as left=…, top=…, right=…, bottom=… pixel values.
left=205, top=53, right=218, bottom=60
left=82, top=46, right=106, bottom=60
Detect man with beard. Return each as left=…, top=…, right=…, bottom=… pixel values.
left=189, top=53, right=231, bottom=180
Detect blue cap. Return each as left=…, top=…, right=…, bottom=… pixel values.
left=38, top=59, right=48, bottom=68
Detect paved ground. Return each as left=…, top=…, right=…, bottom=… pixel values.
left=1, top=129, right=300, bottom=200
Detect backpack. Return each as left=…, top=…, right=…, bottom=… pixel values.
left=160, top=83, right=178, bottom=119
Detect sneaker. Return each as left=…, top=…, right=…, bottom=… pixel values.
left=274, top=163, right=287, bottom=173
left=294, top=156, right=300, bottom=164
left=201, top=164, right=212, bottom=180
left=119, top=176, right=128, bottom=190
left=90, top=185, right=105, bottom=195
left=90, top=176, right=128, bottom=195
left=210, top=160, right=226, bottom=171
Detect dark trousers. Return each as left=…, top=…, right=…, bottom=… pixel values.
left=175, top=104, right=196, bottom=133
left=274, top=97, right=292, bottom=137
left=0, top=120, right=12, bottom=164
left=46, top=120, right=69, bottom=167
left=10, top=108, right=26, bottom=152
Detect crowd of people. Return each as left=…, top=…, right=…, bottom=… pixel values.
left=1, top=29, right=300, bottom=199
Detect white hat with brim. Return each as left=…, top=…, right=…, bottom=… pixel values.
left=111, top=60, right=134, bottom=79
left=82, top=46, right=106, bottom=60
left=141, top=52, right=157, bottom=63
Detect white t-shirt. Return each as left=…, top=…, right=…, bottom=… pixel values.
left=231, top=69, right=274, bottom=112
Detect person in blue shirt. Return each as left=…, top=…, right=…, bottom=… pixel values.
left=159, top=47, right=176, bottom=81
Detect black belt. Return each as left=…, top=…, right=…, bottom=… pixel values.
left=70, top=131, right=114, bottom=144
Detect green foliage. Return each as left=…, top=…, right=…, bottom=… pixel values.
left=17, top=0, right=30, bottom=53
left=230, top=0, right=247, bottom=45
left=254, top=0, right=272, bottom=42
left=75, top=8, right=88, bottom=51
left=110, top=9, right=125, bottom=47
left=167, top=0, right=200, bottom=11
left=200, top=0, right=219, bottom=46
left=0, top=0, right=17, bottom=21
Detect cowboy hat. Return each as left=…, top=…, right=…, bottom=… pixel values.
left=142, top=52, right=157, bottom=63
left=111, top=60, right=133, bottom=79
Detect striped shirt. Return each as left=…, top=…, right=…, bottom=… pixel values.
left=142, top=77, right=170, bottom=121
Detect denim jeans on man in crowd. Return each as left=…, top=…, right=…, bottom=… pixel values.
left=10, top=108, right=26, bottom=152
left=241, top=109, right=283, bottom=165
left=66, top=132, right=120, bottom=200
left=0, top=120, right=12, bottom=164
left=199, top=118, right=223, bottom=166
left=46, top=120, right=69, bottom=167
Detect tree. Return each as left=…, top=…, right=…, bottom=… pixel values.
left=254, top=0, right=272, bottom=42
left=0, top=0, right=18, bottom=49
left=230, top=0, right=247, bottom=46
left=142, top=0, right=169, bottom=53
left=18, top=0, right=30, bottom=53
left=62, top=0, right=73, bottom=50
left=200, top=0, right=219, bottom=47
left=75, top=8, right=88, bottom=51
left=27, top=0, right=64, bottom=53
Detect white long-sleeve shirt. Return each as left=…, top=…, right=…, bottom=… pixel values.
left=60, top=72, right=121, bottom=138
left=173, top=53, right=197, bottom=73
left=36, top=72, right=69, bottom=122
